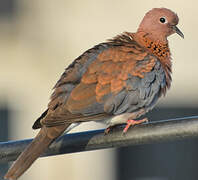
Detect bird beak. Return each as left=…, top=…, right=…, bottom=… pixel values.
left=172, top=25, right=184, bottom=39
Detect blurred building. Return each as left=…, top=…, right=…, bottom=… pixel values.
left=0, top=0, right=197, bottom=180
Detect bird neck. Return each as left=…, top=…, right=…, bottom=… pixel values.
left=131, top=31, right=169, bottom=57
left=130, top=31, right=172, bottom=94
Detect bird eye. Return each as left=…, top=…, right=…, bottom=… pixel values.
left=159, top=17, right=167, bottom=24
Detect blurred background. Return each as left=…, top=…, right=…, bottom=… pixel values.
left=0, top=0, right=198, bottom=180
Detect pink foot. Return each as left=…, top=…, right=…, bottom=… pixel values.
left=104, top=127, right=111, bottom=135
left=104, top=125, right=119, bottom=135
left=123, top=118, right=148, bottom=133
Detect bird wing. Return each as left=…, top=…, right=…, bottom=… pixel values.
left=36, top=34, right=164, bottom=128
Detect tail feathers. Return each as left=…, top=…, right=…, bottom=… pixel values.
left=32, top=109, right=48, bottom=129
left=4, top=128, right=53, bottom=180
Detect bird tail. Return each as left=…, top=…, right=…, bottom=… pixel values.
left=4, top=124, right=69, bottom=180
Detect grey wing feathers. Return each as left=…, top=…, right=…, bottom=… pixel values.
left=103, top=60, right=166, bottom=115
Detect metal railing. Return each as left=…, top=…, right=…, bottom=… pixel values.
left=0, top=116, right=198, bottom=163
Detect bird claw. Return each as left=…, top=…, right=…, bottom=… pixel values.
left=123, top=118, right=148, bottom=134
left=104, top=127, right=111, bottom=135
left=104, top=125, right=119, bottom=135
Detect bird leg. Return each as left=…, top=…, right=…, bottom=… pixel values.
left=105, top=109, right=147, bottom=135
left=123, top=118, right=148, bottom=133
left=104, top=127, right=112, bottom=135
left=104, top=124, right=120, bottom=135
left=105, top=118, right=148, bottom=135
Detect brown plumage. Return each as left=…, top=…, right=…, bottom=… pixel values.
left=4, top=8, right=183, bottom=180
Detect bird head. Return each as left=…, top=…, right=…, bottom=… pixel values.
left=137, top=8, right=184, bottom=42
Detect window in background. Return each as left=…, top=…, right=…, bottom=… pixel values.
left=0, top=0, right=16, bottom=18
left=0, top=106, right=9, bottom=180
left=116, top=107, right=198, bottom=180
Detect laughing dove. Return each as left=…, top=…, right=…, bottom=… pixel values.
left=5, top=8, right=184, bottom=180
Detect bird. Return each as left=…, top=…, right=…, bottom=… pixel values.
left=4, top=7, right=184, bottom=180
